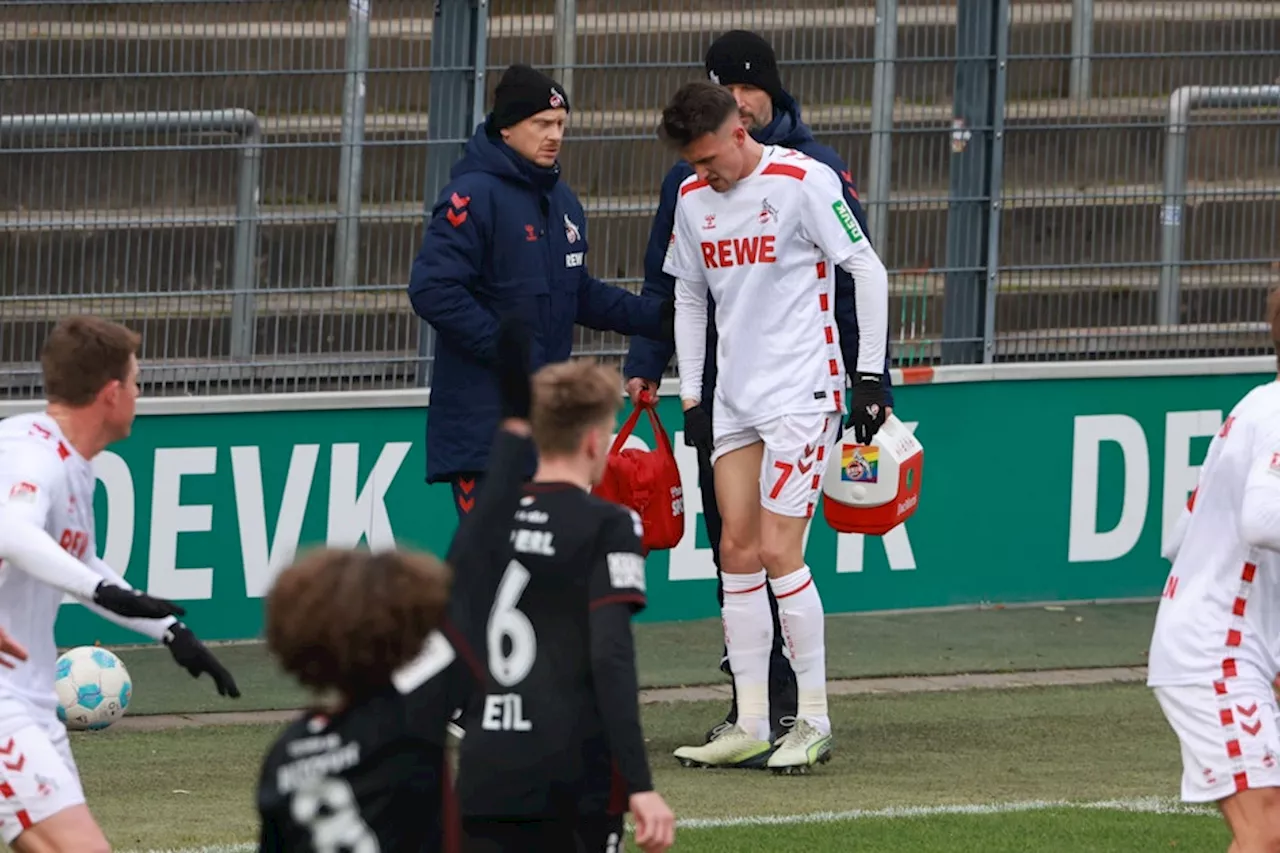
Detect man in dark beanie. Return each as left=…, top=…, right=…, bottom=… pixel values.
left=704, top=29, right=785, bottom=108
left=409, top=64, right=674, bottom=518
left=624, top=32, right=896, bottom=753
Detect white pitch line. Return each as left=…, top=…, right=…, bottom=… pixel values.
left=675, top=796, right=1219, bottom=829
left=119, top=796, right=1220, bottom=853
left=122, top=847, right=255, bottom=853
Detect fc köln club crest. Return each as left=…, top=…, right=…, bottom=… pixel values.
left=564, top=213, right=581, bottom=244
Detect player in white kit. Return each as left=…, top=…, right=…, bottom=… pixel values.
left=658, top=82, right=890, bottom=772
left=0, top=317, right=240, bottom=852
left=1148, top=290, right=1280, bottom=851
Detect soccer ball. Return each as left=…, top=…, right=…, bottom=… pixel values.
left=54, top=646, right=133, bottom=731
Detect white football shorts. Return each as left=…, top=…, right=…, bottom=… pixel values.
left=0, top=701, right=85, bottom=844
left=712, top=412, right=841, bottom=519
left=1154, top=676, right=1280, bottom=803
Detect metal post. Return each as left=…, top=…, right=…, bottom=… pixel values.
left=941, top=0, right=996, bottom=365
left=981, top=0, right=1010, bottom=364
left=231, top=122, right=264, bottom=362
left=334, top=0, right=373, bottom=297
left=552, top=0, right=577, bottom=102
left=1069, top=0, right=1093, bottom=101
left=0, top=110, right=263, bottom=361
left=417, top=0, right=481, bottom=388
left=1158, top=85, right=1280, bottom=326
left=473, top=0, right=490, bottom=128
left=866, top=0, right=897, bottom=252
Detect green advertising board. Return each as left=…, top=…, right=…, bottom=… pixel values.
left=0, top=360, right=1271, bottom=648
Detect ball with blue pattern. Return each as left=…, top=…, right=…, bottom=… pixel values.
left=54, top=646, right=133, bottom=731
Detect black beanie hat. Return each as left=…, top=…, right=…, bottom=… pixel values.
left=704, top=30, right=784, bottom=105
left=488, top=64, right=571, bottom=133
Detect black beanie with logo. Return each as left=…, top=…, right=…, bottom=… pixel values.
left=704, top=30, right=784, bottom=105
left=487, top=64, right=571, bottom=134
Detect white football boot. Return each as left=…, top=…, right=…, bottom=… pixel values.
left=766, top=718, right=833, bottom=775
left=673, top=723, right=773, bottom=769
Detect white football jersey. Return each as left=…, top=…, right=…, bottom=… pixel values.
left=0, top=413, right=101, bottom=720
left=1148, top=380, right=1280, bottom=687
left=664, top=145, right=873, bottom=428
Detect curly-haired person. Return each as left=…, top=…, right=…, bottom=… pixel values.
left=254, top=546, right=459, bottom=853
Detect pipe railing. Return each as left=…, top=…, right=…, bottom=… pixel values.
left=1157, top=85, right=1280, bottom=326
left=0, top=110, right=264, bottom=361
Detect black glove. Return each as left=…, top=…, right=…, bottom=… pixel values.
left=92, top=581, right=185, bottom=620
left=164, top=623, right=241, bottom=698
left=658, top=299, right=675, bottom=341
left=847, top=372, right=889, bottom=444
left=494, top=317, right=533, bottom=420
left=683, top=404, right=712, bottom=454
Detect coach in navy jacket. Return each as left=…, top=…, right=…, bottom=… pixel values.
left=409, top=65, right=673, bottom=512
left=623, top=31, right=895, bottom=744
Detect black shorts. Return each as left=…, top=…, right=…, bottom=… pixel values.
left=461, top=815, right=624, bottom=853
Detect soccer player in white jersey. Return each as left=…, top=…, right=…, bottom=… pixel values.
left=658, top=82, right=890, bottom=772
left=0, top=316, right=240, bottom=853
left=1148, top=290, right=1280, bottom=851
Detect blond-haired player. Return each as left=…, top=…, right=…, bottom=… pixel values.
left=0, top=317, right=239, bottom=852
left=1149, top=288, right=1280, bottom=852
left=453, top=350, right=675, bottom=853
left=658, top=81, right=890, bottom=772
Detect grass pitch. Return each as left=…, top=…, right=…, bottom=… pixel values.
left=672, top=808, right=1226, bottom=853
left=113, top=602, right=1160, bottom=715
left=56, top=682, right=1233, bottom=853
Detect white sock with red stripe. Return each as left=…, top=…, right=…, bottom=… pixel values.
left=722, top=569, right=773, bottom=742
left=771, top=566, right=831, bottom=736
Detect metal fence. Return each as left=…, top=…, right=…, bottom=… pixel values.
left=2, top=0, right=1279, bottom=398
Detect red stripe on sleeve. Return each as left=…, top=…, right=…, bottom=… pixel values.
left=762, top=163, right=806, bottom=181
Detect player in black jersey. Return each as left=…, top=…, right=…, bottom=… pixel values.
left=254, top=320, right=538, bottom=853
left=254, top=546, right=456, bottom=853
left=451, top=358, right=676, bottom=853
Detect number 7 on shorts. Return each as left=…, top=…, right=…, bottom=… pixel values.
left=769, top=461, right=794, bottom=501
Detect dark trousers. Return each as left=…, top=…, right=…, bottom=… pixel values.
left=697, top=448, right=798, bottom=733
left=461, top=817, right=581, bottom=853
left=461, top=815, right=622, bottom=853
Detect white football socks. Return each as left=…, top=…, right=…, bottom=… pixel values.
left=721, top=568, right=773, bottom=742
left=770, top=566, right=830, bottom=736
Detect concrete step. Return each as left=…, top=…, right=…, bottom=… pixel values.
left=0, top=352, right=423, bottom=397
left=0, top=293, right=417, bottom=366
left=3, top=319, right=1271, bottom=397
left=0, top=0, right=1088, bottom=25
left=3, top=4, right=1276, bottom=115
left=1, top=269, right=1273, bottom=366
left=2, top=182, right=1274, bottom=289
left=4, top=99, right=1277, bottom=209
left=990, top=321, right=1276, bottom=361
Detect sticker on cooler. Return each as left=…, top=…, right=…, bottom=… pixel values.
left=822, top=414, right=923, bottom=536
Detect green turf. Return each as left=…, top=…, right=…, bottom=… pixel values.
left=70, top=682, right=1194, bottom=851
left=637, top=601, right=1158, bottom=688
left=75, top=723, right=275, bottom=850
left=108, top=601, right=1158, bottom=715
left=647, top=684, right=1183, bottom=817
left=672, top=811, right=1229, bottom=852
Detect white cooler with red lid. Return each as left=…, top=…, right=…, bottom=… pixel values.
left=822, top=414, right=923, bottom=536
